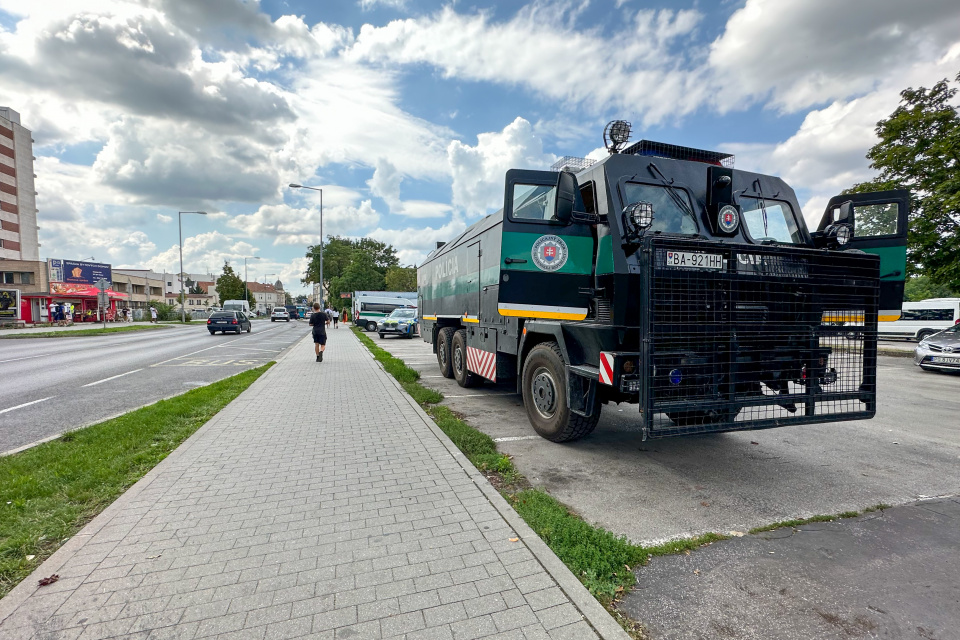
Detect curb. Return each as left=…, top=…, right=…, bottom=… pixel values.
left=356, top=332, right=632, bottom=640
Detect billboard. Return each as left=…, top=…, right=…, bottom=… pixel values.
left=0, top=288, right=20, bottom=320
left=49, top=259, right=112, bottom=285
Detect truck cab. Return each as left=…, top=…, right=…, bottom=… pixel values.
left=418, top=125, right=909, bottom=442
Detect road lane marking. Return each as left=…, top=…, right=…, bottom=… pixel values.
left=82, top=369, right=144, bottom=387
left=0, top=354, right=49, bottom=364
left=0, top=396, right=55, bottom=414
left=493, top=435, right=540, bottom=443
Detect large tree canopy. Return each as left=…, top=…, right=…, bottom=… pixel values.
left=301, top=236, right=403, bottom=309
left=216, top=262, right=255, bottom=307
left=846, top=73, right=960, bottom=290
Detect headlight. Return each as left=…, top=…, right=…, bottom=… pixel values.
left=624, top=201, right=654, bottom=229
left=835, top=224, right=852, bottom=245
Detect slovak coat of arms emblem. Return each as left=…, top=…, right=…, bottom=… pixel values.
left=531, top=235, right=568, bottom=272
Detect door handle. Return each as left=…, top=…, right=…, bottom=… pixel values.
left=504, top=258, right=527, bottom=264
left=880, top=270, right=902, bottom=279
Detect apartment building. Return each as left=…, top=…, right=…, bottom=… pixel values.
left=0, top=107, right=39, bottom=261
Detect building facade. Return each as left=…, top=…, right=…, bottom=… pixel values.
left=246, top=280, right=284, bottom=314
left=0, top=107, right=39, bottom=262
left=112, top=269, right=166, bottom=314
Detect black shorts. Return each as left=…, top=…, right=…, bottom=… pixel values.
left=313, top=331, right=327, bottom=345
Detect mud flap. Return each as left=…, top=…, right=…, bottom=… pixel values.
left=566, top=366, right=598, bottom=417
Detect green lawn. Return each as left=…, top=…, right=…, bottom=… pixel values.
left=0, top=324, right=172, bottom=339
left=0, top=364, right=272, bottom=598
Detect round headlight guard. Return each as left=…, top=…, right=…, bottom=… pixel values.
left=835, top=224, right=852, bottom=245
left=624, top=201, right=654, bottom=230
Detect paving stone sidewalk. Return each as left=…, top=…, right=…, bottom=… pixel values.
left=0, top=328, right=628, bottom=640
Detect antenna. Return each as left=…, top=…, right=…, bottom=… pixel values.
left=603, top=120, right=632, bottom=154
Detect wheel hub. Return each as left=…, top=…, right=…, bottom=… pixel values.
left=531, top=368, right=557, bottom=418
left=454, top=346, right=463, bottom=374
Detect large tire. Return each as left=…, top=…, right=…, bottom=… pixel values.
left=366, top=321, right=378, bottom=332
left=521, top=342, right=600, bottom=442
left=436, top=327, right=455, bottom=379
left=451, top=329, right=478, bottom=388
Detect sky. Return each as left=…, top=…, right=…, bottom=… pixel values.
left=1, top=0, right=958, bottom=294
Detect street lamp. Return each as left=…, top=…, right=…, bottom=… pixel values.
left=263, top=273, right=276, bottom=313
left=243, top=256, right=261, bottom=312
left=289, top=183, right=323, bottom=305
left=178, top=211, right=207, bottom=322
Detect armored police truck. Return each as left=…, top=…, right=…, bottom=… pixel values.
left=417, top=123, right=908, bottom=442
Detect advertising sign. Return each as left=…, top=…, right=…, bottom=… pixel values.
left=50, top=259, right=112, bottom=286
left=0, top=288, right=20, bottom=320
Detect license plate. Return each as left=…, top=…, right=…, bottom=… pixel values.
left=931, top=356, right=960, bottom=364
left=665, top=251, right=724, bottom=270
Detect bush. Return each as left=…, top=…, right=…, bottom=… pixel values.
left=149, top=301, right=178, bottom=321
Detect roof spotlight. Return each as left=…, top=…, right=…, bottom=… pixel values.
left=604, top=120, right=632, bottom=154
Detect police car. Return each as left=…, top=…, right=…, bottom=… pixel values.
left=378, top=308, right=418, bottom=339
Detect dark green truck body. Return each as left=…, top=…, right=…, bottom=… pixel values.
left=418, top=140, right=909, bottom=441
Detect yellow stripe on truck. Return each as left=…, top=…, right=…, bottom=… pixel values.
left=498, top=307, right=588, bottom=321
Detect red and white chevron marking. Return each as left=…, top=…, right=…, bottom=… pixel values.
left=599, top=351, right=614, bottom=385
left=467, top=346, right=497, bottom=382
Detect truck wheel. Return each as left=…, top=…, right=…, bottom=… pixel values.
left=366, top=321, right=378, bottom=332
left=452, top=330, right=478, bottom=388
left=436, top=327, right=455, bottom=379
left=521, top=342, right=599, bottom=442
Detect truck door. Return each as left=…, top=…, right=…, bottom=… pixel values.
left=819, top=190, right=910, bottom=321
left=497, top=169, right=593, bottom=321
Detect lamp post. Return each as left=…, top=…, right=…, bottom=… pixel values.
left=243, top=256, right=260, bottom=313
left=178, top=211, right=207, bottom=322
left=263, top=273, right=276, bottom=313
left=288, top=183, right=323, bottom=306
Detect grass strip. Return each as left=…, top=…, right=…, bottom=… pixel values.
left=0, top=363, right=273, bottom=599
left=0, top=325, right=172, bottom=339
left=748, top=504, right=890, bottom=534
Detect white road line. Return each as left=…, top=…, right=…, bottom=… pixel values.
left=0, top=353, right=48, bottom=364
left=493, top=435, right=540, bottom=443
left=0, top=396, right=55, bottom=415
left=82, top=368, right=144, bottom=387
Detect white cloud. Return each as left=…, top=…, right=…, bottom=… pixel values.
left=448, top=117, right=555, bottom=216
left=228, top=201, right=380, bottom=246
left=369, top=214, right=468, bottom=266
left=359, top=0, right=408, bottom=11
left=709, top=0, right=960, bottom=113
left=156, top=213, right=172, bottom=223
left=347, top=5, right=706, bottom=125
left=365, top=158, right=451, bottom=218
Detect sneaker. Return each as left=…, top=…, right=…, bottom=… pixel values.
left=316, top=354, right=321, bottom=362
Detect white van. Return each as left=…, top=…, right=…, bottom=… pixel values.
left=222, top=300, right=251, bottom=314
left=878, top=298, right=960, bottom=341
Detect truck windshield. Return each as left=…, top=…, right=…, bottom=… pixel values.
left=740, top=197, right=803, bottom=244
left=622, top=183, right=698, bottom=235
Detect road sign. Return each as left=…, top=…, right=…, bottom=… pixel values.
left=94, top=278, right=110, bottom=291
left=97, top=291, right=109, bottom=308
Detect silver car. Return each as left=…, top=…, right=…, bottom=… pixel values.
left=914, top=324, right=960, bottom=373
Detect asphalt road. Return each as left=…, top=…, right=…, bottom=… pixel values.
left=374, top=333, right=960, bottom=543
left=0, top=319, right=308, bottom=454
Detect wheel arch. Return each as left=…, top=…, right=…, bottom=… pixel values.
left=516, top=321, right=571, bottom=393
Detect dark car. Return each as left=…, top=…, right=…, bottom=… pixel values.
left=914, top=324, right=960, bottom=373
left=285, top=305, right=300, bottom=320
left=208, top=310, right=252, bottom=335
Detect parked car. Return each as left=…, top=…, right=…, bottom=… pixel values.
left=914, top=324, right=960, bottom=373
left=879, top=298, right=960, bottom=341
left=271, top=307, right=290, bottom=322
left=378, top=308, right=418, bottom=339
left=208, top=311, right=252, bottom=334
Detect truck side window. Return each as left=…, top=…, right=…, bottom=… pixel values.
left=580, top=181, right=597, bottom=215
left=622, top=183, right=698, bottom=234
left=512, top=184, right=558, bottom=222
left=740, top=197, right=803, bottom=244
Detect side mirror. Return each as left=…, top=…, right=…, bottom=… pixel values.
left=555, top=171, right=578, bottom=224
left=836, top=200, right=855, bottom=227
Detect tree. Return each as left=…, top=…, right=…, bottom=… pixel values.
left=903, top=274, right=959, bottom=301
left=189, top=283, right=206, bottom=294
left=215, top=262, right=254, bottom=307
left=847, top=73, right=960, bottom=290
left=301, top=236, right=400, bottom=292
left=284, top=292, right=293, bottom=305
left=385, top=266, right=417, bottom=292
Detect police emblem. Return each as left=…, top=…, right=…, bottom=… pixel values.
left=531, top=235, right=568, bottom=272
left=718, top=205, right=739, bottom=233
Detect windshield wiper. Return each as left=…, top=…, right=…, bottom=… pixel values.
left=647, top=163, right=696, bottom=221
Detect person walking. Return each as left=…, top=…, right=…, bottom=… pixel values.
left=332, top=309, right=338, bottom=329
left=150, top=306, right=158, bottom=323
left=309, top=302, right=329, bottom=362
